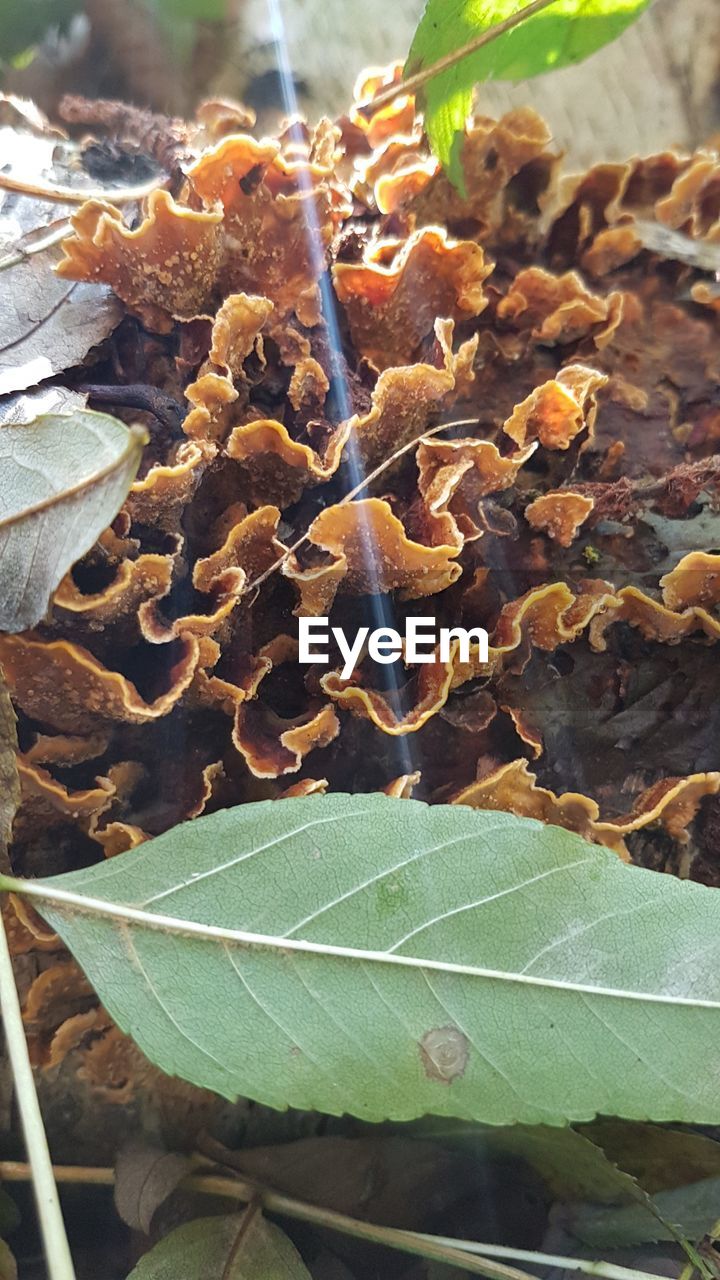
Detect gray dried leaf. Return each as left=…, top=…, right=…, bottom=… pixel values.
left=114, top=1141, right=190, bottom=1235
left=0, top=408, right=146, bottom=631
left=0, top=193, right=122, bottom=396
left=0, top=124, right=122, bottom=396
left=640, top=499, right=720, bottom=569
left=0, top=386, right=86, bottom=425
left=633, top=220, right=720, bottom=275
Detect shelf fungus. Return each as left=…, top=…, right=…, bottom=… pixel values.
left=4, top=71, right=720, bottom=1098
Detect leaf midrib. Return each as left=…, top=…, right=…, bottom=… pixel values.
left=0, top=418, right=145, bottom=532
left=8, top=875, right=718, bottom=1013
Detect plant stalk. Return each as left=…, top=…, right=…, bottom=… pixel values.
left=0, top=172, right=164, bottom=204
left=0, top=913, right=76, bottom=1280
left=0, top=1161, right=674, bottom=1280
left=357, top=0, right=560, bottom=116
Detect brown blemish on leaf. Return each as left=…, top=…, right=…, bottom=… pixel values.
left=419, top=1026, right=469, bottom=1084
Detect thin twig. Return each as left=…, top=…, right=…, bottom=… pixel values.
left=244, top=416, right=482, bottom=594
left=0, top=220, right=71, bottom=273
left=423, top=1235, right=689, bottom=1280
left=0, top=1161, right=675, bottom=1280
left=356, top=0, right=559, bottom=117
left=0, top=1162, right=536, bottom=1280
left=221, top=1199, right=261, bottom=1280
left=80, top=384, right=185, bottom=434
left=0, top=173, right=165, bottom=205
left=0, top=923, right=76, bottom=1280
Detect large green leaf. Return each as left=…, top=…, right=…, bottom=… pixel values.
left=5, top=795, right=720, bottom=1125
left=406, top=0, right=652, bottom=187
left=0, top=409, right=146, bottom=632
left=128, top=1212, right=312, bottom=1279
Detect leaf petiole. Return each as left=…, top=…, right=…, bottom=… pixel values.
left=357, top=0, right=560, bottom=116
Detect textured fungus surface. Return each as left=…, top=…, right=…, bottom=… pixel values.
left=6, top=74, right=720, bottom=1101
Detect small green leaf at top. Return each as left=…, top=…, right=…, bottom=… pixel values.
left=406, top=0, right=653, bottom=189
left=128, top=1211, right=312, bottom=1279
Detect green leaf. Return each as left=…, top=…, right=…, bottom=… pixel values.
left=406, top=0, right=652, bottom=187
left=565, top=1176, right=720, bottom=1247
left=151, top=0, right=228, bottom=18
left=114, top=1141, right=190, bottom=1234
left=128, top=1211, right=312, bottom=1279
left=0, top=409, right=146, bottom=632
left=0, top=0, right=82, bottom=62
left=0, top=1238, right=16, bottom=1280
left=0, top=1189, right=20, bottom=1239
left=578, top=1122, right=720, bottom=1195
left=410, top=1121, right=640, bottom=1204
left=7, top=794, right=720, bottom=1126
